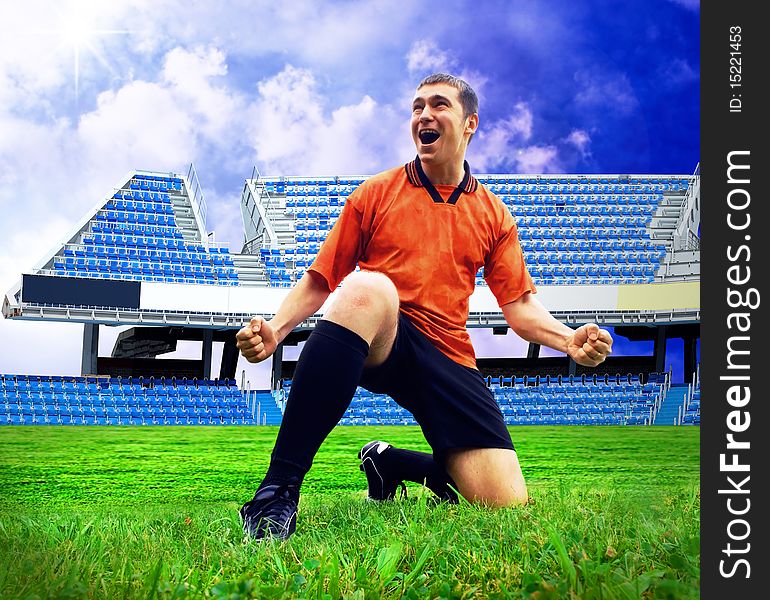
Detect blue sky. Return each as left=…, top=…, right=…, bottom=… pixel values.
left=0, top=0, right=700, bottom=383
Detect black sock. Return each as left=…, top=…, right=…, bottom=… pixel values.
left=380, top=447, right=459, bottom=502
left=262, top=320, right=369, bottom=488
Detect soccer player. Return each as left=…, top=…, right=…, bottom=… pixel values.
left=236, top=73, right=613, bottom=540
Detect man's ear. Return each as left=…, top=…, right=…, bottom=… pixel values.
left=466, top=113, right=479, bottom=136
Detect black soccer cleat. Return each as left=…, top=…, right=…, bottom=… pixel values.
left=240, top=482, right=299, bottom=541
left=358, top=440, right=406, bottom=501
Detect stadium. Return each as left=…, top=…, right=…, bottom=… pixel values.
left=0, top=2, right=704, bottom=597
left=1, top=163, right=701, bottom=592
left=2, top=165, right=700, bottom=428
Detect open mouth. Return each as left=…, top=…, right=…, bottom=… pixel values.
left=418, top=129, right=441, bottom=145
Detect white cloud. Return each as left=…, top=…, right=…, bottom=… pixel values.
left=667, top=0, right=699, bottom=10
left=0, top=1, right=148, bottom=107
left=73, top=45, right=249, bottom=174
left=0, top=116, right=74, bottom=190
left=467, top=103, right=571, bottom=173
left=61, top=0, right=419, bottom=76
left=457, top=69, right=489, bottom=105
left=0, top=5, right=69, bottom=97
left=146, top=1, right=421, bottom=67
left=404, top=41, right=488, bottom=109
left=78, top=81, right=195, bottom=169
left=573, top=68, right=639, bottom=116
left=468, top=103, right=538, bottom=171
left=249, top=66, right=324, bottom=166
left=247, top=65, right=410, bottom=176
left=566, top=129, right=591, bottom=156
left=161, top=46, right=244, bottom=140
left=0, top=44, right=251, bottom=262
left=515, top=145, right=561, bottom=173
left=503, top=103, right=534, bottom=140
left=406, top=39, right=458, bottom=75
left=163, top=45, right=227, bottom=83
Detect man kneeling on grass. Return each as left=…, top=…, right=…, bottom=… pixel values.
left=236, top=73, right=613, bottom=540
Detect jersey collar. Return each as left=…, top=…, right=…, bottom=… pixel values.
left=404, top=156, right=478, bottom=205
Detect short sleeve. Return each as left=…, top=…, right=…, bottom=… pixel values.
left=483, top=207, right=536, bottom=306
left=307, top=187, right=366, bottom=292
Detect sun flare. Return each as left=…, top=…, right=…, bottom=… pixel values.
left=47, top=4, right=130, bottom=102
left=59, top=17, right=92, bottom=48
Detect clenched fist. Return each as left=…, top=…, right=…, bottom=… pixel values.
left=566, top=323, right=613, bottom=368
left=236, top=317, right=279, bottom=363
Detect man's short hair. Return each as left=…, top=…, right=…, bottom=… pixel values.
left=417, top=73, right=479, bottom=120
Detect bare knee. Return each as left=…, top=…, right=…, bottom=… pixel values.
left=446, top=448, right=528, bottom=508
left=322, top=271, right=399, bottom=344
left=460, top=482, right=528, bottom=508
left=338, top=271, right=397, bottom=311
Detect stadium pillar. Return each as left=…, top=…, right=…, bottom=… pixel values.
left=683, top=334, right=697, bottom=384
left=219, top=332, right=239, bottom=380
left=526, top=343, right=541, bottom=359
left=271, top=343, right=284, bottom=391
left=81, top=323, right=99, bottom=376
left=202, top=329, right=213, bottom=379
left=654, top=325, right=668, bottom=374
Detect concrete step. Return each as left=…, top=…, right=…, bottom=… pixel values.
left=250, top=391, right=284, bottom=425
left=654, top=385, right=688, bottom=425
left=650, top=214, right=679, bottom=226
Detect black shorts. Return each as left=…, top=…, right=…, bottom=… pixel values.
left=359, top=313, right=515, bottom=463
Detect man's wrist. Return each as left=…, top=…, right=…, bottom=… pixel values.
left=268, top=319, right=286, bottom=345
left=559, top=326, right=574, bottom=354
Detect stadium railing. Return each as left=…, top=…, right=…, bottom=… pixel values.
left=678, top=364, right=701, bottom=425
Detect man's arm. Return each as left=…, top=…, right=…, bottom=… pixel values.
left=237, top=186, right=366, bottom=363
left=236, top=270, right=331, bottom=363
left=269, top=270, right=332, bottom=343
left=501, top=292, right=613, bottom=367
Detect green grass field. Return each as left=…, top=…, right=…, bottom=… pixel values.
left=0, top=426, right=699, bottom=599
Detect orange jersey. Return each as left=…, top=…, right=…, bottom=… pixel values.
left=309, top=157, right=536, bottom=369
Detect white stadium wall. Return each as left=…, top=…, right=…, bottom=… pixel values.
left=136, top=279, right=699, bottom=321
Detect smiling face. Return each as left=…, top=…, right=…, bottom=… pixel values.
left=411, top=82, right=478, bottom=168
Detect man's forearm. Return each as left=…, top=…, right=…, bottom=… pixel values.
left=269, top=271, right=331, bottom=344
left=501, top=293, right=573, bottom=353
